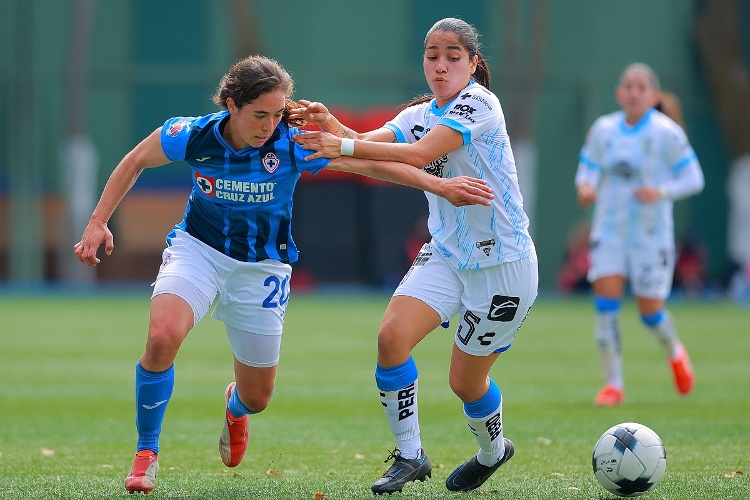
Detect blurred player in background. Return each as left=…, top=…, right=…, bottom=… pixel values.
left=574, top=63, right=705, bottom=406
left=293, top=17, right=537, bottom=494
left=74, top=55, right=493, bottom=494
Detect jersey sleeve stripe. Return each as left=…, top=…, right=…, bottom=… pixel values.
left=438, top=118, right=471, bottom=146
left=384, top=122, right=407, bottom=143
left=579, top=153, right=601, bottom=171
left=672, top=152, right=697, bottom=172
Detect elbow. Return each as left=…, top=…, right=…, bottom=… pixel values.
left=406, top=149, right=435, bottom=168
left=689, top=176, right=706, bottom=197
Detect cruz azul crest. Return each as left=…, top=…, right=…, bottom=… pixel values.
left=263, top=152, right=280, bottom=173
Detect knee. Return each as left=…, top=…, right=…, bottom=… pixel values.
left=377, top=323, right=403, bottom=358
left=236, top=385, right=274, bottom=413
left=449, top=373, right=485, bottom=402
left=448, top=374, right=465, bottom=400
left=144, top=319, right=186, bottom=366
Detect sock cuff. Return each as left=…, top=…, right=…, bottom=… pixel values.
left=228, top=388, right=256, bottom=418
left=136, top=361, right=174, bottom=381
left=641, top=309, right=665, bottom=327
left=594, top=296, right=621, bottom=313
left=464, top=379, right=501, bottom=418
left=375, top=356, right=418, bottom=392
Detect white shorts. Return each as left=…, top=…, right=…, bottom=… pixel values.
left=152, top=229, right=291, bottom=366
left=588, top=242, right=674, bottom=299
left=394, top=243, right=538, bottom=356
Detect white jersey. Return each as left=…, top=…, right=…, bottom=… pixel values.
left=384, top=81, right=534, bottom=270
left=575, top=109, right=704, bottom=249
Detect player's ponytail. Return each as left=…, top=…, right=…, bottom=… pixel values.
left=474, top=51, right=491, bottom=90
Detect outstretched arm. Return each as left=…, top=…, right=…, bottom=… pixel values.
left=328, top=156, right=493, bottom=207
left=294, top=125, right=463, bottom=167
left=74, top=128, right=170, bottom=266
left=289, top=100, right=395, bottom=142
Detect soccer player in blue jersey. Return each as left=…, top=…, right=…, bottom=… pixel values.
left=575, top=63, right=705, bottom=406
left=293, top=18, right=538, bottom=494
left=73, top=55, right=494, bottom=495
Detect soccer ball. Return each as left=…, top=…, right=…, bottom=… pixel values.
left=592, top=422, right=666, bottom=497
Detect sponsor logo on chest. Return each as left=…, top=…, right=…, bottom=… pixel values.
left=194, top=171, right=276, bottom=203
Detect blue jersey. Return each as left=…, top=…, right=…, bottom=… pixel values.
left=160, top=111, right=329, bottom=263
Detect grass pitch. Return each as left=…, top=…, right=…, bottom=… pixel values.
left=0, top=291, right=748, bottom=499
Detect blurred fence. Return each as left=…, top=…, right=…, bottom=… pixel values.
left=0, top=0, right=739, bottom=290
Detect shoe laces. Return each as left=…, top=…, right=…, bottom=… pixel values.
left=383, top=448, right=401, bottom=463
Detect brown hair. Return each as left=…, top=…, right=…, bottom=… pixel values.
left=212, top=55, right=305, bottom=127
left=655, top=92, right=685, bottom=130
left=403, top=18, right=491, bottom=108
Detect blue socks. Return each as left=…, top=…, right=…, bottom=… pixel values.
left=135, top=362, right=174, bottom=453
left=228, top=387, right=256, bottom=419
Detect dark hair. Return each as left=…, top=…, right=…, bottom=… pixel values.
left=212, top=55, right=305, bottom=127
left=404, top=18, right=491, bottom=108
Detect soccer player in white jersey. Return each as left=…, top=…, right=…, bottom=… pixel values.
left=575, top=63, right=705, bottom=406
left=73, top=55, right=493, bottom=495
left=294, top=18, right=538, bottom=494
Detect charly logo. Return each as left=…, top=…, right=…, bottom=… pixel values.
left=487, top=295, right=520, bottom=322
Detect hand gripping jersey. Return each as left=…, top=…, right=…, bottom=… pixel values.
left=160, top=111, right=329, bottom=263
left=384, top=81, right=534, bottom=270
left=575, top=109, right=705, bottom=249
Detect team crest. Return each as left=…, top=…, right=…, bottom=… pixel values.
left=194, top=171, right=215, bottom=196
left=475, top=239, right=496, bottom=256
left=159, top=252, right=173, bottom=272
left=166, top=120, right=190, bottom=137
left=263, top=152, right=280, bottom=173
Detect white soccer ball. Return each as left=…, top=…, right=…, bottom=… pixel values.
left=592, top=422, right=667, bottom=497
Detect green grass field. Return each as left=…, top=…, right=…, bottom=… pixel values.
left=1, top=291, right=748, bottom=499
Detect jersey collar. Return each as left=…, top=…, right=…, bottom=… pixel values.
left=431, top=79, right=476, bottom=116
left=618, top=108, right=653, bottom=135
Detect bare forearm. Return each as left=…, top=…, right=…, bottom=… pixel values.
left=348, top=139, right=427, bottom=167
left=329, top=157, right=438, bottom=192
left=328, top=157, right=492, bottom=207
left=90, top=127, right=169, bottom=223
left=89, top=159, right=144, bottom=224
left=319, top=116, right=360, bottom=139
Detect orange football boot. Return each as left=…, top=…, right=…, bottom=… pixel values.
left=219, top=382, right=249, bottom=467
left=594, top=385, right=624, bottom=406
left=125, top=449, right=159, bottom=494
left=670, top=342, right=694, bottom=395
